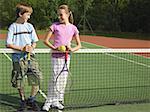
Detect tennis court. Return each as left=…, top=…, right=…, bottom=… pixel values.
left=0, top=38, right=150, bottom=112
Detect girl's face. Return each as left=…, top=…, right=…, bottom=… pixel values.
left=58, top=9, right=69, bottom=23
left=20, top=12, right=31, bottom=22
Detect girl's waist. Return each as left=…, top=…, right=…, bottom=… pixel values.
left=51, top=50, right=70, bottom=58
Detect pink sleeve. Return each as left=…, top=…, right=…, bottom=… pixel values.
left=73, top=26, right=79, bottom=37
left=49, top=23, right=55, bottom=32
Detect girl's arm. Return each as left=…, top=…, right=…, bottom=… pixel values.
left=68, top=34, right=82, bottom=52
left=44, top=30, right=56, bottom=50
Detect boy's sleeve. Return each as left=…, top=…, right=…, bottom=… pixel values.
left=6, top=25, right=14, bottom=45
left=30, top=25, right=39, bottom=43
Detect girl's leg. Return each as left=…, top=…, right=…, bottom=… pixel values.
left=43, top=56, right=70, bottom=111
left=42, top=57, right=58, bottom=111
left=46, top=57, right=59, bottom=103
left=42, top=78, right=54, bottom=111
left=53, top=57, right=70, bottom=103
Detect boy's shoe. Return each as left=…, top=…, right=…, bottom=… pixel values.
left=17, top=100, right=26, bottom=111
left=42, top=102, right=52, bottom=112
left=52, top=101, right=64, bottom=110
left=26, top=99, right=40, bottom=111
left=57, top=110, right=63, bottom=112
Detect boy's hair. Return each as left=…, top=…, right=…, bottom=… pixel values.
left=16, top=3, right=33, bottom=17
left=58, top=4, right=74, bottom=24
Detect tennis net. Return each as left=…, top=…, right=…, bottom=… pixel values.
left=0, top=48, right=150, bottom=110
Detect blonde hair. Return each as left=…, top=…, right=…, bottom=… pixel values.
left=58, top=4, right=74, bottom=24
left=16, top=3, right=33, bottom=17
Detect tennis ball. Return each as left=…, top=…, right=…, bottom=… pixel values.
left=58, top=45, right=66, bottom=52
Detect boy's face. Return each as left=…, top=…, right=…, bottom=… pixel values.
left=20, top=12, right=31, bottom=22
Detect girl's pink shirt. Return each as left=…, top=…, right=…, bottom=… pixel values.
left=50, top=22, right=79, bottom=48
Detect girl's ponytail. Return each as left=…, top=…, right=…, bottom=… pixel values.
left=69, top=11, right=74, bottom=24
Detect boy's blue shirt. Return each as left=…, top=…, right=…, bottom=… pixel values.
left=6, top=22, right=38, bottom=62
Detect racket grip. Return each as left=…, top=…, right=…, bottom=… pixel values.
left=65, top=46, right=69, bottom=60
left=27, top=52, right=30, bottom=61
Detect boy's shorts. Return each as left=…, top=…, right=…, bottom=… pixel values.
left=11, top=54, right=42, bottom=88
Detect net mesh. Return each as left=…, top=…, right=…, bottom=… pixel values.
left=0, top=48, right=150, bottom=110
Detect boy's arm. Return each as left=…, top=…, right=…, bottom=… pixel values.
left=7, top=44, right=25, bottom=51
left=7, top=44, right=35, bottom=53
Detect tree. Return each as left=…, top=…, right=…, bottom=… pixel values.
left=121, top=0, right=150, bottom=33
left=1, top=0, right=150, bottom=34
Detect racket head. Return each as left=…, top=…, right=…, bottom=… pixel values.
left=55, top=70, right=72, bottom=94
left=26, top=53, right=39, bottom=86
left=65, top=70, right=72, bottom=93
left=54, top=51, right=72, bottom=94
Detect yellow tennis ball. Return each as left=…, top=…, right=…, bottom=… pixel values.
left=58, top=45, right=66, bottom=52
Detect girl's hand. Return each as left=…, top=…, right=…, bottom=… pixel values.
left=67, top=45, right=73, bottom=52
left=51, top=46, right=57, bottom=50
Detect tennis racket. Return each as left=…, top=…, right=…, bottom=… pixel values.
left=27, top=52, right=32, bottom=73
left=26, top=52, right=47, bottom=99
left=55, top=49, right=72, bottom=94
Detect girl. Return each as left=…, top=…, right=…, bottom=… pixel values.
left=42, top=4, right=81, bottom=111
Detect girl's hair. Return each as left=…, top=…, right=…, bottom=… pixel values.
left=58, top=4, right=74, bottom=24
left=16, top=3, right=33, bottom=18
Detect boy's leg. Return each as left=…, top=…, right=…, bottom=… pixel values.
left=26, top=55, right=41, bottom=111
left=18, top=87, right=25, bottom=101
left=17, top=87, right=27, bottom=111
left=11, top=62, right=27, bottom=111
left=26, top=85, right=40, bottom=111
left=31, top=85, right=39, bottom=96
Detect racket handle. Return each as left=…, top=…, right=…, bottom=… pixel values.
left=65, top=46, right=69, bottom=61
left=27, top=52, right=30, bottom=61
left=65, top=51, right=69, bottom=61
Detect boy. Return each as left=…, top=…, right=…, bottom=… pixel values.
left=6, top=3, right=42, bottom=111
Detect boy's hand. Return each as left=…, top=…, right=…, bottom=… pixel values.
left=22, top=45, right=33, bottom=52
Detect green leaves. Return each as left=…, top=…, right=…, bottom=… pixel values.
left=1, top=0, right=150, bottom=33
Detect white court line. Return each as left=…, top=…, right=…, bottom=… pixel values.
left=3, top=52, right=12, bottom=61
left=79, top=41, right=150, bottom=68
left=106, top=53, right=150, bottom=68
left=81, top=41, right=107, bottom=48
